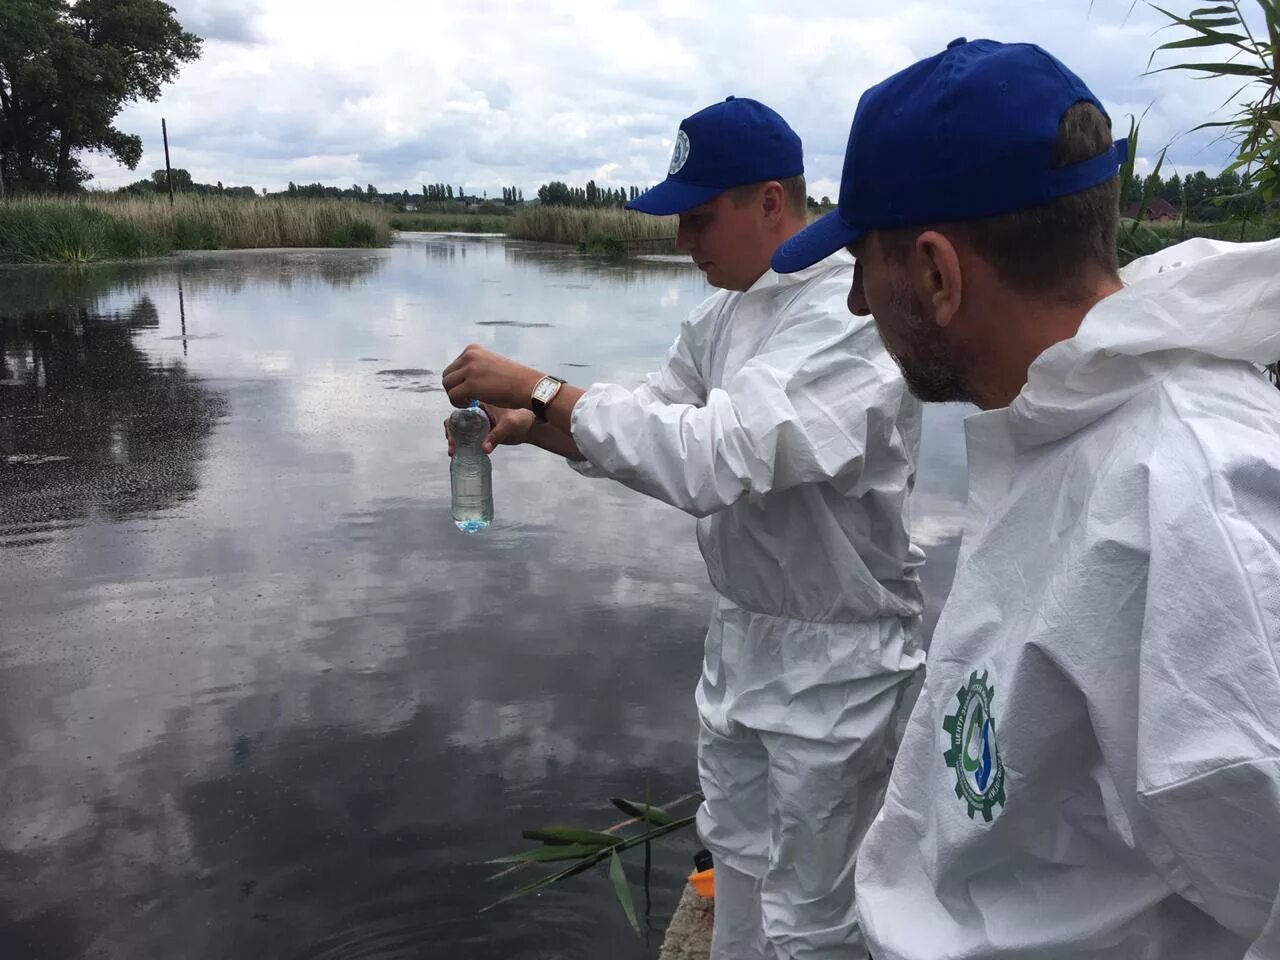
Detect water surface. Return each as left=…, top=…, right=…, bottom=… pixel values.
left=0, top=236, right=968, bottom=959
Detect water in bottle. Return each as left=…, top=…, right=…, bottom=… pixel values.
left=449, top=401, right=494, bottom=533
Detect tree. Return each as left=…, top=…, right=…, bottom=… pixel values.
left=366, top=183, right=376, bottom=197
left=1148, top=1, right=1277, bottom=208
left=0, top=0, right=202, bottom=193
left=1143, top=170, right=1164, bottom=205
left=1126, top=172, right=1144, bottom=204
left=1184, top=171, right=1211, bottom=212
left=150, top=166, right=192, bottom=192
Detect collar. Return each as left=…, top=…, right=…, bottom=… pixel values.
left=743, top=248, right=853, bottom=295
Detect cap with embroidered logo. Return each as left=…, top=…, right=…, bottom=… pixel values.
left=628, top=96, right=804, bottom=216
left=771, top=38, right=1129, bottom=273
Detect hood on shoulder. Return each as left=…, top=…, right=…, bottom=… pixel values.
left=1007, top=237, right=1280, bottom=445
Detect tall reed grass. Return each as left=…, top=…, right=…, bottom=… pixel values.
left=0, top=195, right=392, bottom=264
left=390, top=213, right=509, bottom=233
left=506, top=207, right=675, bottom=246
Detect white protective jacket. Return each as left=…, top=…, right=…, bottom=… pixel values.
left=856, top=238, right=1280, bottom=960
left=570, top=251, right=925, bottom=691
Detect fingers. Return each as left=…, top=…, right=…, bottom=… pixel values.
left=441, top=346, right=475, bottom=380
left=442, top=368, right=470, bottom=408
left=484, top=418, right=517, bottom=454
left=443, top=417, right=456, bottom=457
left=442, top=347, right=472, bottom=406
left=442, top=345, right=491, bottom=407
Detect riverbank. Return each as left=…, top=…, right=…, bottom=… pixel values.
left=389, top=212, right=510, bottom=233
left=0, top=196, right=391, bottom=264
left=507, top=206, right=676, bottom=250
left=659, top=884, right=713, bottom=960
left=10, top=194, right=1274, bottom=267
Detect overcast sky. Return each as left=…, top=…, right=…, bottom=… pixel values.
left=83, top=0, right=1262, bottom=198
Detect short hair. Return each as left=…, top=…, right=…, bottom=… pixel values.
left=881, top=101, right=1120, bottom=302
left=727, top=175, right=808, bottom=219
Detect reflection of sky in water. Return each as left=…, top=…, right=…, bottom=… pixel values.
left=0, top=238, right=969, bottom=959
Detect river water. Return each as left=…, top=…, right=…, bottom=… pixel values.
left=0, top=235, right=969, bottom=959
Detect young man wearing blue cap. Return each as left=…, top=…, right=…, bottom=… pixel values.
left=444, top=97, right=925, bottom=958
left=773, top=37, right=1280, bottom=959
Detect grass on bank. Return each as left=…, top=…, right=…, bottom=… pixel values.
left=390, top=213, right=511, bottom=233
left=507, top=206, right=676, bottom=250
left=0, top=195, right=392, bottom=264
left=1117, top=216, right=1280, bottom=266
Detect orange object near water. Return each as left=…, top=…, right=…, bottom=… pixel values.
left=689, top=866, right=715, bottom=899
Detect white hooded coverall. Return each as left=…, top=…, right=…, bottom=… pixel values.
left=570, top=250, right=925, bottom=958
left=855, top=238, right=1280, bottom=960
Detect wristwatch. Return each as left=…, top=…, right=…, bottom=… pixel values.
left=530, top=375, right=566, bottom=422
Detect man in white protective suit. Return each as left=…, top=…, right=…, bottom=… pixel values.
left=772, top=37, right=1280, bottom=960
left=442, top=96, right=926, bottom=958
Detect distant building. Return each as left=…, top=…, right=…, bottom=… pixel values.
left=403, top=204, right=418, bottom=212
left=1123, top=198, right=1181, bottom=222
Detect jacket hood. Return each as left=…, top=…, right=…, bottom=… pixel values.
left=1007, top=237, right=1280, bottom=445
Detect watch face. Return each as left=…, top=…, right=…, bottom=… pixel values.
left=533, top=378, right=558, bottom=402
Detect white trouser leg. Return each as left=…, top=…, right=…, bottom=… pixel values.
left=709, top=860, right=770, bottom=960
left=695, top=598, right=920, bottom=960
left=757, top=673, right=909, bottom=959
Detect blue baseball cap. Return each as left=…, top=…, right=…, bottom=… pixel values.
left=772, top=38, right=1129, bottom=273
left=628, top=96, right=803, bottom=216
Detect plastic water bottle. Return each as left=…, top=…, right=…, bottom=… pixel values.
left=449, top=401, right=493, bottom=533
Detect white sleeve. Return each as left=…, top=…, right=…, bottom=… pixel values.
left=1135, top=429, right=1280, bottom=950
left=567, top=308, right=709, bottom=479
left=569, top=289, right=907, bottom=517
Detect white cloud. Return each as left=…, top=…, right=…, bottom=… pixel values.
left=83, top=0, right=1261, bottom=195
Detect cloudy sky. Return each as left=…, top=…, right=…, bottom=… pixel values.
left=84, top=0, right=1261, bottom=198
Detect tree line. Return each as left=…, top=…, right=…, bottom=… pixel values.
left=119, top=168, right=256, bottom=198
left=117, top=171, right=526, bottom=210
left=535, top=181, right=646, bottom=208
left=1126, top=168, right=1273, bottom=221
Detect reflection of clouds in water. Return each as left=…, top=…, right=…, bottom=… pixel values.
left=258, top=351, right=291, bottom=373
left=660, top=285, right=687, bottom=309
left=911, top=491, right=967, bottom=548
left=2, top=240, right=711, bottom=827
left=0, top=239, right=970, bottom=959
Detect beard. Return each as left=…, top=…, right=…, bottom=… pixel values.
left=882, top=278, right=969, bottom=404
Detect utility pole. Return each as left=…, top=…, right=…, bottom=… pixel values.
left=162, top=118, right=174, bottom=205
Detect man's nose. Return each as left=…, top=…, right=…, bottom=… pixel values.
left=847, top=274, right=871, bottom=316
left=675, top=222, right=693, bottom=251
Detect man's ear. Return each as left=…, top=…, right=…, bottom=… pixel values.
left=759, top=182, right=784, bottom=223
left=915, top=230, right=962, bottom=329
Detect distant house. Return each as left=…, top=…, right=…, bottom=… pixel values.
left=1123, top=198, right=1181, bottom=222
left=403, top=204, right=418, bottom=212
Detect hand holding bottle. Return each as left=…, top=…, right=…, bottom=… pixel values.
left=444, top=402, right=536, bottom=456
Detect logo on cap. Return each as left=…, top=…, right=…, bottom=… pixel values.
left=669, top=129, right=690, bottom=176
